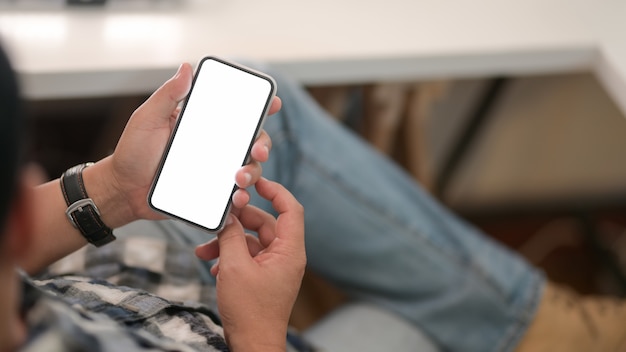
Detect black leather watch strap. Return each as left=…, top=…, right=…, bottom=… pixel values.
left=60, top=163, right=115, bottom=247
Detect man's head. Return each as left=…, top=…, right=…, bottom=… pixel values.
left=0, top=43, right=30, bottom=352
left=0, top=43, right=21, bottom=231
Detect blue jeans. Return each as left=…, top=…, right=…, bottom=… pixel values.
left=167, top=65, right=545, bottom=352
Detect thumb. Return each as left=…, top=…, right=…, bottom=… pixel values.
left=140, top=63, right=193, bottom=123
left=216, top=214, right=251, bottom=266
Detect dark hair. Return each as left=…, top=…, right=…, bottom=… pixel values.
left=0, top=43, right=22, bottom=230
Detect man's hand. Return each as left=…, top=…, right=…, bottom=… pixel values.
left=25, top=62, right=282, bottom=275
left=84, top=63, right=281, bottom=228
left=195, top=178, right=306, bottom=352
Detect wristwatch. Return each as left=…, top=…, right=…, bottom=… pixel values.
left=60, top=163, right=116, bottom=247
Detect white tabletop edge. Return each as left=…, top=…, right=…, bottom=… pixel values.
left=19, top=45, right=598, bottom=101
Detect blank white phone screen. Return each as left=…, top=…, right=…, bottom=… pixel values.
left=149, top=58, right=275, bottom=231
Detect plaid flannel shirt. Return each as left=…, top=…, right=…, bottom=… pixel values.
left=19, top=235, right=313, bottom=352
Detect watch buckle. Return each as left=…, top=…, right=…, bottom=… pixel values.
left=65, top=198, right=101, bottom=228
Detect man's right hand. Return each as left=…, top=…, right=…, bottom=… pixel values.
left=195, top=177, right=306, bottom=352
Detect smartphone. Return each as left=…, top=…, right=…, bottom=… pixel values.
left=148, top=56, right=277, bottom=232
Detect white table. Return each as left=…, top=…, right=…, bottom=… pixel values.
left=1, top=0, right=625, bottom=116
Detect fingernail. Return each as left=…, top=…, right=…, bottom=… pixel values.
left=226, top=214, right=234, bottom=225
left=243, top=172, right=252, bottom=185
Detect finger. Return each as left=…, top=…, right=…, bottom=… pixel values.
left=171, top=106, right=182, bottom=120
left=268, top=96, right=282, bottom=115
left=256, top=177, right=303, bottom=217
left=255, top=178, right=304, bottom=243
left=245, top=233, right=265, bottom=257
left=138, top=63, right=193, bottom=126
left=230, top=205, right=242, bottom=218
left=209, top=234, right=265, bottom=276
left=197, top=233, right=263, bottom=268
left=169, top=106, right=182, bottom=129
left=236, top=204, right=277, bottom=247
left=250, top=130, right=272, bottom=163
left=231, top=188, right=250, bottom=208
left=235, top=161, right=262, bottom=188
left=235, top=130, right=271, bottom=188
left=215, top=214, right=252, bottom=266
left=210, top=260, right=219, bottom=276
left=195, top=237, right=219, bottom=261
